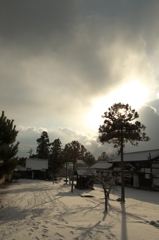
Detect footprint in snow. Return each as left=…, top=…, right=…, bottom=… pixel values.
left=42, top=234, right=48, bottom=237
left=41, top=224, right=47, bottom=227
left=56, top=232, right=64, bottom=238
left=44, top=220, right=50, bottom=223
left=33, top=226, right=39, bottom=229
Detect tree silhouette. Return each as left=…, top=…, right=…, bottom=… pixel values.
left=83, top=151, right=96, bottom=166
left=90, top=169, right=116, bottom=212
left=0, top=111, right=19, bottom=178
left=36, top=131, right=50, bottom=159
left=63, top=141, right=87, bottom=192
left=49, top=138, right=63, bottom=175
left=98, top=152, right=110, bottom=162
left=98, top=103, right=150, bottom=202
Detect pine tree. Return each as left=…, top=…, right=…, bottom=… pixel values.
left=98, top=152, right=110, bottom=162
left=36, top=131, right=50, bottom=159
left=0, top=111, right=19, bottom=178
left=83, top=151, right=96, bottom=166
left=49, top=138, right=63, bottom=175
left=99, top=103, right=150, bottom=202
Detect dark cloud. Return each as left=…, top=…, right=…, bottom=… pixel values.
left=125, top=103, right=159, bottom=152
left=1, top=1, right=159, bottom=158
left=0, top=0, right=75, bottom=51
left=1, top=0, right=157, bottom=91
left=138, top=104, right=159, bottom=145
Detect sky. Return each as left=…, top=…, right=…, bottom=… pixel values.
left=1, top=0, right=159, bottom=159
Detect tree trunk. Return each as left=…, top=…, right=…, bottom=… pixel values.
left=102, top=184, right=108, bottom=212
left=120, top=127, right=125, bottom=202
left=66, top=162, right=68, bottom=184
left=71, top=163, right=75, bottom=193
left=71, top=177, right=74, bottom=192
left=104, top=189, right=108, bottom=212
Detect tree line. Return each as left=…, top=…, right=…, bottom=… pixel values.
left=0, top=102, right=149, bottom=206
left=0, top=110, right=111, bottom=181
left=31, top=131, right=97, bottom=175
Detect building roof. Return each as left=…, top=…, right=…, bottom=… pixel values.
left=14, top=165, right=27, bottom=171
left=75, top=167, right=96, bottom=176
left=90, top=161, right=112, bottom=169
left=112, top=149, right=159, bottom=162
left=76, top=159, right=86, bottom=167
left=76, top=159, right=85, bottom=164
left=25, top=158, right=48, bottom=170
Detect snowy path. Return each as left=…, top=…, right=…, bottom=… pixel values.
left=0, top=179, right=159, bottom=240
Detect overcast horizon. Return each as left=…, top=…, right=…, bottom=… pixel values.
left=1, top=1, right=159, bottom=159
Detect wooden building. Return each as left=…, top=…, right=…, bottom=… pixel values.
left=25, top=158, right=48, bottom=179
left=74, top=167, right=95, bottom=189
left=111, top=149, right=159, bottom=190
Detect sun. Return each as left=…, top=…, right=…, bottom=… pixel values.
left=111, top=81, right=149, bottom=109
left=118, top=108, right=126, bottom=115
left=86, top=81, right=149, bottom=131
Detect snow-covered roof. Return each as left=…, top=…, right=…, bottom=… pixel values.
left=90, top=161, right=112, bottom=169
left=75, top=167, right=96, bottom=176
left=14, top=165, right=27, bottom=171
left=76, top=159, right=85, bottom=164
left=112, top=149, right=159, bottom=162
left=25, top=158, right=48, bottom=170
left=76, top=159, right=86, bottom=167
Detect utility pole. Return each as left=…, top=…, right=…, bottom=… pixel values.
left=27, top=148, right=33, bottom=157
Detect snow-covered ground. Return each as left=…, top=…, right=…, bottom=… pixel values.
left=0, top=179, right=159, bottom=240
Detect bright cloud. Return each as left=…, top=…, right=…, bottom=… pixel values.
left=86, top=81, right=149, bottom=131
left=0, top=1, right=159, bottom=158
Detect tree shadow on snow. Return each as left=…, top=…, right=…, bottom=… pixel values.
left=0, top=206, right=46, bottom=225
left=0, top=187, right=53, bottom=195
left=73, top=220, right=117, bottom=240
left=54, top=190, right=117, bottom=239
left=113, top=186, right=159, bottom=205
left=120, top=202, right=128, bottom=240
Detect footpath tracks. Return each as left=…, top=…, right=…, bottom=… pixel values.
left=0, top=180, right=63, bottom=240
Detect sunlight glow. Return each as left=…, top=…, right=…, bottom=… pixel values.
left=118, top=108, right=125, bottom=115
left=86, top=81, right=149, bottom=131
